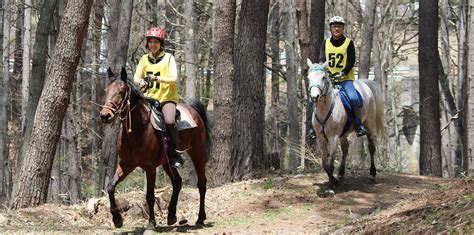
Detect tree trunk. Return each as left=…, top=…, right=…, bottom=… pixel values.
left=267, top=0, right=281, bottom=166
left=281, top=0, right=299, bottom=172
left=210, top=0, right=235, bottom=185
left=21, top=0, right=32, bottom=132
left=145, top=0, right=158, bottom=27
left=91, top=0, right=104, bottom=197
left=418, top=0, right=442, bottom=176
left=11, top=0, right=93, bottom=209
left=358, top=0, right=377, bottom=80
left=19, top=0, right=58, bottom=179
left=231, top=0, right=269, bottom=180
left=13, top=1, right=23, bottom=76
left=0, top=0, right=10, bottom=201
left=468, top=0, right=474, bottom=176
left=307, top=0, right=325, bottom=149
left=184, top=1, right=197, bottom=101
left=99, top=0, right=133, bottom=195
left=457, top=0, right=469, bottom=176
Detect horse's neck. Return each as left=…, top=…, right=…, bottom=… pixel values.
left=121, top=96, right=150, bottom=135
left=315, top=89, right=336, bottom=112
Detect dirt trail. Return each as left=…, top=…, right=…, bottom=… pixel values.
left=0, top=172, right=471, bottom=234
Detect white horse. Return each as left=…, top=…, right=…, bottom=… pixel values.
left=307, top=59, right=384, bottom=186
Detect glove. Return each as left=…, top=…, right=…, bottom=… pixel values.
left=139, top=79, right=148, bottom=92
left=332, top=72, right=345, bottom=81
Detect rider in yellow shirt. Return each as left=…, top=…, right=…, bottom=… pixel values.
left=133, top=27, right=183, bottom=168
left=319, top=16, right=367, bottom=137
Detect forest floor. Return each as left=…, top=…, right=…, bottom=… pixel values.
left=0, top=172, right=472, bottom=234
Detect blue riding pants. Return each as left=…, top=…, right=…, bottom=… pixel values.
left=336, top=80, right=363, bottom=126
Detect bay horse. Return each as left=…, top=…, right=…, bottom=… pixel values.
left=306, top=59, right=384, bottom=186
left=99, top=68, right=209, bottom=229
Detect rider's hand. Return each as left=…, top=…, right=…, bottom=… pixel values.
left=333, top=72, right=345, bottom=81
left=150, top=75, right=162, bottom=83
left=139, top=79, right=148, bottom=92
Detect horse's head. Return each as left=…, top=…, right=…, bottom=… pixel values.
left=307, top=59, right=331, bottom=102
left=100, top=67, right=131, bottom=123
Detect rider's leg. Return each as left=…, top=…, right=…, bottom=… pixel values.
left=162, top=102, right=184, bottom=168
left=339, top=81, right=367, bottom=137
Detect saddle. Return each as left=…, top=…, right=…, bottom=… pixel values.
left=146, top=99, right=198, bottom=132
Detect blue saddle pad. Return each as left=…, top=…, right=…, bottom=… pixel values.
left=335, top=84, right=364, bottom=136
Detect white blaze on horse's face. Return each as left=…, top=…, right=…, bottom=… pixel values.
left=307, top=59, right=328, bottom=102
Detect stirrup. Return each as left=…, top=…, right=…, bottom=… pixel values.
left=169, top=154, right=184, bottom=168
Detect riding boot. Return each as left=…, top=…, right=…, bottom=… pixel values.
left=165, top=124, right=184, bottom=168
left=356, top=124, right=368, bottom=137
left=307, top=128, right=316, bottom=139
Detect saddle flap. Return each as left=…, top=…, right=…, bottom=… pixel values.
left=176, top=104, right=198, bottom=131
left=149, top=104, right=198, bottom=132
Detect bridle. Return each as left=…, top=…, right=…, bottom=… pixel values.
left=101, top=83, right=134, bottom=133
left=308, top=67, right=330, bottom=97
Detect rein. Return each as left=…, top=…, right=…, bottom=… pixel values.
left=313, top=95, right=335, bottom=141
left=309, top=66, right=334, bottom=141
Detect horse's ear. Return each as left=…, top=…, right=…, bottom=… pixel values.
left=322, top=61, right=328, bottom=69
left=307, top=58, right=313, bottom=68
left=107, top=67, right=114, bottom=78
left=120, top=67, right=127, bottom=81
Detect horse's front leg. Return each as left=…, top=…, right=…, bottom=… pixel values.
left=319, top=139, right=338, bottom=186
left=367, top=135, right=377, bottom=182
left=163, top=165, right=182, bottom=225
left=145, top=168, right=157, bottom=229
left=337, top=137, right=349, bottom=182
left=108, top=165, right=134, bottom=228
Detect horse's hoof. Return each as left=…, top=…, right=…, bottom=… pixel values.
left=369, top=175, right=376, bottom=183
left=337, top=176, right=345, bottom=183
left=112, top=214, right=123, bottom=228
left=146, top=221, right=156, bottom=230
left=330, top=178, right=340, bottom=186
left=167, top=215, right=177, bottom=225
left=196, top=218, right=205, bottom=226
left=179, top=219, right=188, bottom=225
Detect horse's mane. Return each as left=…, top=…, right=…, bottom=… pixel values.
left=111, top=76, right=150, bottom=106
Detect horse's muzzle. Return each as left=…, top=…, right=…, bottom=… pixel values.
left=100, top=111, right=114, bottom=124
left=310, top=87, right=320, bottom=102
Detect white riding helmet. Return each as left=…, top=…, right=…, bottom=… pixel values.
left=329, top=16, right=345, bottom=25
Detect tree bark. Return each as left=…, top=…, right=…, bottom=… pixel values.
left=21, top=0, right=32, bottom=132
left=91, top=0, right=104, bottom=197
left=0, top=0, right=11, bottom=201
left=468, top=0, right=474, bottom=176
left=231, top=0, right=269, bottom=180
left=184, top=1, right=197, bottom=101
left=281, top=0, right=299, bottom=172
left=11, top=0, right=93, bottom=209
left=20, top=0, right=58, bottom=178
left=358, top=0, right=377, bottom=80
left=418, top=0, right=442, bottom=176
left=145, top=0, right=158, bottom=27
left=267, top=0, right=281, bottom=166
left=210, top=0, right=235, bottom=185
left=13, top=1, right=23, bottom=76
left=457, top=0, right=469, bottom=175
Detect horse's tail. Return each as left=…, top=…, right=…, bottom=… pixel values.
left=363, top=80, right=385, bottom=138
left=187, top=99, right=211, bottom=162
